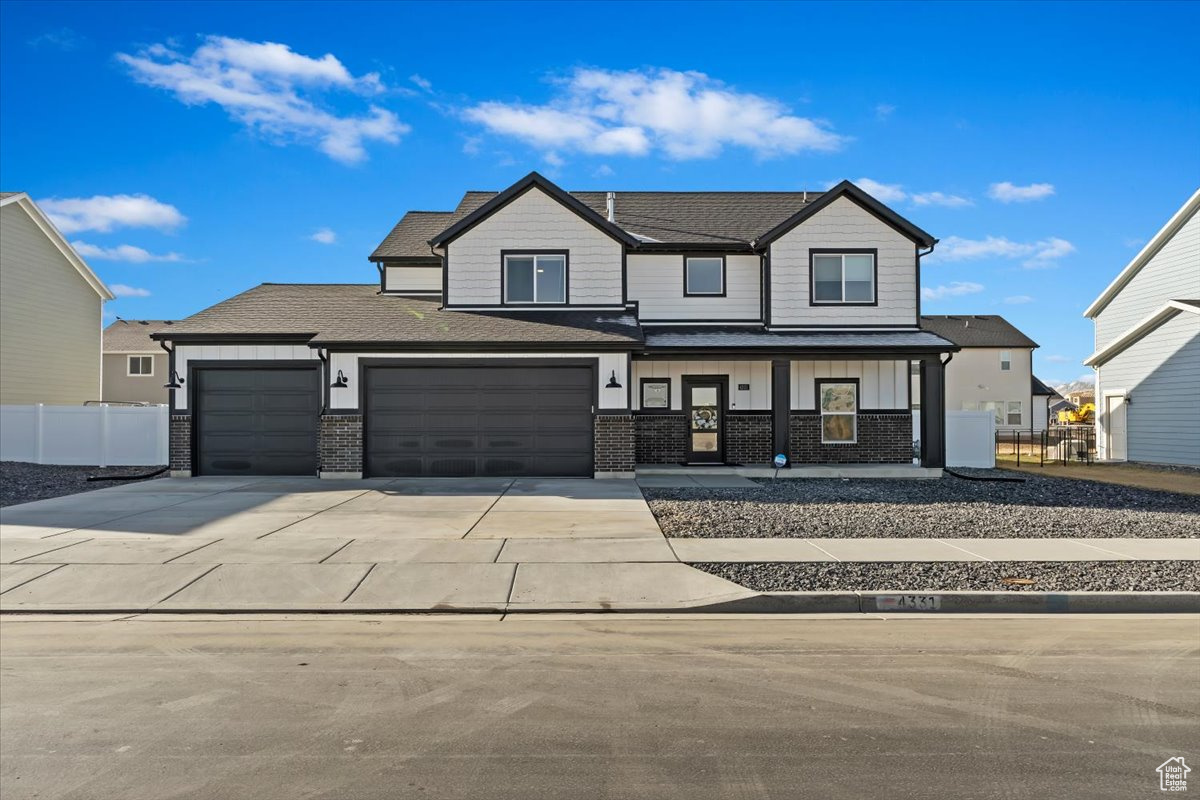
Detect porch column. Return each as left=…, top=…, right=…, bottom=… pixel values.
left=771, top=359, right=790, bottom=461
left=919, top=356, right=946, bottom=469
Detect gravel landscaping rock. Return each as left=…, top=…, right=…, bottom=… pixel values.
left=0, top=462, right=166, bottom=507
left=692, top=561, right=1200, bottom=592
left=644, top=473, right=1200, bottom=539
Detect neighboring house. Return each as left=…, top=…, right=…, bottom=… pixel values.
left=915, top=315, right=1042, bottom=431
left=1065, top=389, right=1095, bottom=407
left=102, top=319, right=177, bottom=404
left=153, top=173, right=958, bottom=478
left=1031, top=375, right=1056, bottom=433
left=1048, top=394, right=1077, bottom=423
left=0, top=191, right=113, bottom=405
left=1084, top=188, right=1200, bottom=466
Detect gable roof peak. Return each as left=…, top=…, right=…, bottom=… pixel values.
left=753, top=179, right=937, bottom=249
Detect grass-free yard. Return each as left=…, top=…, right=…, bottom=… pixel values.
left=994, top=455, right=1200, bottom=495
left=0, top=462, right=166, bottom=507
left=644, top=471, right=1200, bottom=539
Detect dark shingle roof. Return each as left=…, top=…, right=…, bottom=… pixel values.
left=643, top=327, right=955, bottom=352
left=0, top=191, right=21, bottom=200
left=154, top=284, right=642, bottom=348
left=1031, top=375, right=1056, bottom=396
left=920, top=315, right=1039, bottom=348
left=370, top=187, right=825, bottom=259
left=103, top=319, right=177, bottom=351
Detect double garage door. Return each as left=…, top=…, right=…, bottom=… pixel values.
left=192, top=364, right=594, bottom=477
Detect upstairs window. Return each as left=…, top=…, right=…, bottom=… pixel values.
left=685, top=256, right=724, bottom=296
left=1000, top=350, right=1012, bottom=371
left=812, top=251, right=876, bottom=304
left=503, top=253, right=566, bottom=304
left=127, top=356, right=153, bottom=376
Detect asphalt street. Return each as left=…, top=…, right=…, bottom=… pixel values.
left=1, top=614, right=1197, bottom=799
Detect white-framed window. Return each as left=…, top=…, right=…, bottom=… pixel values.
left=1006, top=401, right=1022, bottom=426
left=503, top=253, right=566, bottom=304
left=127, top=355, right=154, bottom=376
left=684, top=256, right=724, bottom=296
left=818, top=380, right=857, bottom=443
left=812, top=252, right=875, bottom=304
left=1000, top=350, right=1012, bottom=371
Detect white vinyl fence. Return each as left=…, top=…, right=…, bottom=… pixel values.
left=912, top=410, right=996, bottom=468
left=0, top=404, right=169, bottom=466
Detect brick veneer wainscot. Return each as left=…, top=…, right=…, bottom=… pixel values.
left=594, top=415, right=635, bottom=473
left=788, top=412, right=913, bottom=464
left=320, top=414, right=363, bottom=473
left=725, top=414, right=773, bottom=465
left=634, top=414, right=687, bottom=464
left=169, top=415, right=191, bottom=472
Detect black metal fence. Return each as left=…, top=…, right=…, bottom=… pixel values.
left=995, top=426, right=1096, bottom=467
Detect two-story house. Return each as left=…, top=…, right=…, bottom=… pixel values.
left=916, top=315, right=1042, bottom=432
left=102, top=319, right=177, bottom=405
left=1084, top=188, right=1199, bottom=466
left=153, top=173, right=957, bottom=478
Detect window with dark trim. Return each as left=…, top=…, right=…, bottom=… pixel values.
left=503, top=252, right=566, bottom=304
left=640, top=378, right=671, bottom=409
left=684, top=256, right=724, bottom=296
left=127, top=355, right=154, bottom=376
left=810, top=251, right=876, bottom=304
left=817, top=379, right=857, bottom=443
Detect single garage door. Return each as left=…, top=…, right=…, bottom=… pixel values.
left=194, top=366, right=320, bottom=476
left=365, top=365, right=594, bottom=477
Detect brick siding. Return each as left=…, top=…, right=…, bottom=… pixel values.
left=788, top=412, right=913, bottom=464
left=634, top=414, right=687, bottom=464
left=169, top=414, right=191, bottom=472
left=726, top=414, right=773, bottom=465
left=319, top=414, right=363, bottom=474
left=594, top=415, right=635, bottom=473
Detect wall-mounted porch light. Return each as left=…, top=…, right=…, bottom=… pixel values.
left=331, top=370, right=349, bottom=388
left=605, top=370, right=622, bottom=389
left=163, top=370, right=184, bottom=389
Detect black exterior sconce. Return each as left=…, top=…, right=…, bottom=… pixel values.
left=605, top=370, right=622, bottom=389
left=331, top=370, right=349, bottom=388
left=164, top=370, right=184, bottom=389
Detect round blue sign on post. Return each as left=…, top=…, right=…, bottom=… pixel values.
left=773, top=454, right=788, bottom=469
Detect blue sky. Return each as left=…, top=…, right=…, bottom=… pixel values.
left=2, top=0, right=1197, bottom=386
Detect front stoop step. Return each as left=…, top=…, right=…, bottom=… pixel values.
left=637, top=464, right=943, bottom=479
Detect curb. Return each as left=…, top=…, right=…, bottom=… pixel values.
left=2, top=591, right=1198, bottom=615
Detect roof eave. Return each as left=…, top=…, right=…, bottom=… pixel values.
left=753, top=180, right=937, bottom=249
left=2, top=193, right=115, bottom=301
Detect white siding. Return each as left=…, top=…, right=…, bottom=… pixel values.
left=939, top=347, right=1035, bottom=430
left=768, top=196, right=918, bottom=327
left=1095, top=312, right=1200, bottom=466
left=790, top=360, right=909, bottom=410
left=1094, top=208, right=1199, bottom=350
left=631, top=360, right=772, bottom=410
left=627, top=254, right=760, bottom=320
left=0, top=204, right=104, bottom=405
left=171, top=344, right=317, bottom=411
left=445, top=188, right=623, bottom=306
left=329, top=351, right=628, bottom=411
left=384, top=266, right=441, bottom=293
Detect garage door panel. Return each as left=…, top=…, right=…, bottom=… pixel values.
left=365, top=365, right=594, bottom=477
left=195, top=367, right=319, bottom=476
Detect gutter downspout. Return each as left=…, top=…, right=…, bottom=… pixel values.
left=159, top=340, right=177, bottom=413
left=317, top=348, right=329, bottom=414
left=374, top=262, right=385, bottom=295
left=431, top=243, right=447, bottom=311
left=916, top=240, right=937, bottom=323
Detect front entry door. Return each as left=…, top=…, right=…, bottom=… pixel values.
left=684, top=379, right=724, bottom=464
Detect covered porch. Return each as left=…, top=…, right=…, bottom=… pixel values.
left=628, top=328, right=957, bottom=470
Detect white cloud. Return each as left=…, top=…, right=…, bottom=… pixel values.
left=1004, top=295, right=1034, bottom=304
left=109, top=284, right=152, bottom=297
left=40, top=194, right=185, bottom=234
left=875, top=103, right=896, bottom=120
left=543, top=151, right=565, bottom=168
left=71, top=241, right=185, bottom=263
left=464, top=67, right=845, bottom=161
left=409, top=74, right=433, bottom=93
left=922, top=281, right=984, bottom=301
left=933, top=235, right=1075, bottom=268
left=987, top=181, right=1055, bottom=203
left=117, top=36, right=407, bottom=164
left=309, top=227, right=337, bottom=244
left=593, top=164, right=614, bottom=178
left=28, top=27, right=84, bottom=51
left=853, top=178, right=907, bottom=204
left=911, top=191, right=973, bottom=208
left=1045, top=354, right=1070, bottom=363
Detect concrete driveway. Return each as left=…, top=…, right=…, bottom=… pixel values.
left=0, top=477, right=749, bottom=612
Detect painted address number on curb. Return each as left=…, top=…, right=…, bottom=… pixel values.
left=876, top=594, right=942, bottom=611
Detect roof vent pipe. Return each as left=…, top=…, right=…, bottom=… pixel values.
left=606, top=191, right=616, bottom=222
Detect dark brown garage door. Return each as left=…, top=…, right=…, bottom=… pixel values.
left=365, top=365, right=594, bottom=477
left=193, top=366, right=319, bottom=476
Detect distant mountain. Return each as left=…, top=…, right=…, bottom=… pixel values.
left=1055, top=379, right=1095, bottom=394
